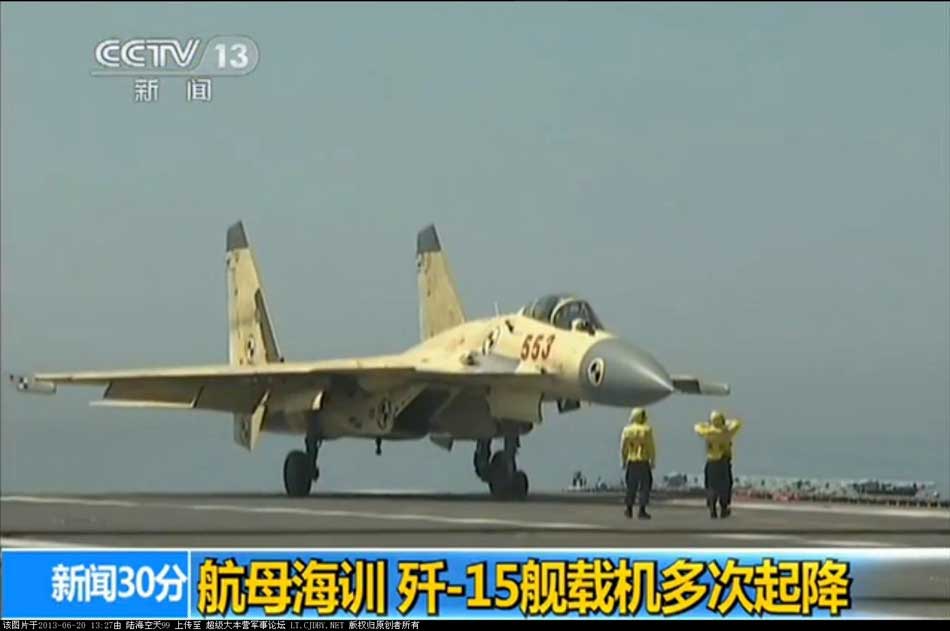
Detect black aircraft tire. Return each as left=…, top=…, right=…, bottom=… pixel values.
left=489, top=451, right=515, bottom=480
left=283, top=450, right=313, bottom=497
left=511, top=471, right=529, bottom=501
left=488, top=477, right=510, bottom=500
left=473, top=451, right=490, bottom=482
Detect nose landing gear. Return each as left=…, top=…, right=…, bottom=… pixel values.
left=474, top=436, right=528, bottom=501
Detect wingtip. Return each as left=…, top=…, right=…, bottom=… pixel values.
left=227, top=221, right=248, bottom=251
left=9, top=374, right=57, bottom=394
left=417, top=224, right=441, bottom=254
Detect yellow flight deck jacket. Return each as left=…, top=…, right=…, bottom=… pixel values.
left=694, top=419, right=743, bottom=461
left=621, top=422, right=656, bottom=467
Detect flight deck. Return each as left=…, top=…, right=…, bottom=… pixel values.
left=2, top=491, right=946, bottom=549
left=1, top=492, right=948, bottom=618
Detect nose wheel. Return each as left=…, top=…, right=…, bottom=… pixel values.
left=511, top=471, right=529, bottom=500
left=476, top=437, right=529, bottom=501
left=474, top=440, right=491, bottom=482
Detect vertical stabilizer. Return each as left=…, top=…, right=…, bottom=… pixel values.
left=226, top=221, right=281, bottom=450
left=226, top=221, right=282, bottom=366
left=416, top=224, right=466, bottom=340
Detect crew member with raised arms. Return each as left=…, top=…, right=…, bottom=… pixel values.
left=695, top=410, right=743, bottom=518
left=621, top=407, right=656, bottom=520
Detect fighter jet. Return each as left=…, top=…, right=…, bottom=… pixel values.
left=10, top=223, right=729, bottom=499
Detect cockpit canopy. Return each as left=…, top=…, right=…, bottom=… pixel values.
left=520, top=294, right=605, bottom=331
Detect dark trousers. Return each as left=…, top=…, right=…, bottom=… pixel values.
left=625, top=461, right=653, bottom=510
left=704, top=459, right=733, bottom=510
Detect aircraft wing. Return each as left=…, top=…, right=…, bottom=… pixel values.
left=10, top=357, right=413, bottom=413
left=9, top=351, right=557, bottom=413
left=670, top=374, right=731, bottom=396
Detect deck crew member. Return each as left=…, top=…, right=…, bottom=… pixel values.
left=621, top=407, right=656, bottom=520
left=694, top=410, right=743, bottom=518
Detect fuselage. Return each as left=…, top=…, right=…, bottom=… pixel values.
left=408, top=312, right=675, bottom=408
left=264, top=310, right=676, bottom=441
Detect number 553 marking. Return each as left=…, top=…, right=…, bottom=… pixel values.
left=521, top=334, right=556, bottom=361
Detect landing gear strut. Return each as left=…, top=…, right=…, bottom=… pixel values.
left=474, top=440, right=491, bottom=482
left=475, top=436, right=528, bottom=501
left=283, top=432, right=321, bottom=497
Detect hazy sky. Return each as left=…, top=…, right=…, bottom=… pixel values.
left=2, top=2, right=948, bottom=496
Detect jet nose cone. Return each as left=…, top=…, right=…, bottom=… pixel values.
left=580, top=338, right=674, bottom=407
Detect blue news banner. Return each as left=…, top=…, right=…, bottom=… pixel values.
left=2, top=548, right=947, bottom=619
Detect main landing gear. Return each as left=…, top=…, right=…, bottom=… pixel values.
left=283, top=433, right=321, bottom=497
left=474, top=436, right=529, bottom=501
